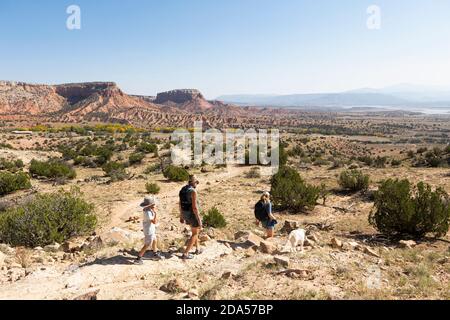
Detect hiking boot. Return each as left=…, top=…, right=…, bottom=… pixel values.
left=134, top=257, right=144, bottom=265
left=181, top=253, right=195, bottom=260
left=153, top=252, right=164, bottom=259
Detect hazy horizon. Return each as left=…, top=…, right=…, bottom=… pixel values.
left=1, top=0, right=450, bottom=99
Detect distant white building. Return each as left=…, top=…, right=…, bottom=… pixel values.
left=12, top=131, right=33, bottom=135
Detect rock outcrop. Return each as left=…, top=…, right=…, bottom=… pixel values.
left=0, top=80, right=309, bottom=129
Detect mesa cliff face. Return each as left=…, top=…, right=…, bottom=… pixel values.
left=0, top=81, right=299, bottom=128
left=155, top=89, right=204, bottom=104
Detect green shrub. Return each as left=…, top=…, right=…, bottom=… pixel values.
left=0, top=158, right=24, bottom=172
left=391, top=159, right=402, bottom=166
left=358, top=156, right=373, bottom=166
left=270, top=166, right=320, bottom=212
left=374, top=156, right=387, bottom=168
left=338, top=169, right=370, bottom=192
left=145, top=182, right=161, bottom=194
left=0, top=171, right=31, bottom=196
left=94, top=146, right=113, bottom=165
left=369, top=179, right=450, bottom=238
left=102, top=161, right=128, bottom=182
left=202, top=207, right=227, bottom=228
left=163, top=165, right=190, bottom=182
left=136, top=142, right=158, bottom=154
left=245, top=167, right=261, bottom=179
left=144, top=163, right=161, bottom=174
left=0, top=187, right=97, bottom=247
left=129, top=152, right=145, bottom=165
left=29, top=159, right=76, bottom=180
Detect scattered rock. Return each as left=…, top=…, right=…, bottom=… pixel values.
left=160, top=279, right=187, bottom=294
left=277, top=269, right=313, bottom=280
left=199, top=234, right=211, bottom=243
left=81, top=236, right=104, bottom=251
left=185, top=289, right=199, bottom=299
left=347, top=241, right=361, bottom=250
left=246, top=233, right=265, bottom=247
left=0, top=251, right=6, bottom=265
left=125, top=216, right=140, bottom=223
left=7, top=268, right=25, bottom=282
left=62, top=240, right=84, bottom=253
left=206, top=228, right=216, bottom=239
left=221, top=270, right=237, bottom=280
left=399, top=240, right=417, bottom=249
left=331, top=238, right=343, bottom=249
left=245, top=248, right=256, bottom=257
left=234, top=230, right=250, bottom=240
left=103, top=227, right=141, bottom=245
left=44, top=243, right=61, bottom=253
left=304, top=238, right=315, bottom=247
left=274, top=256, right=290, bottom=268
left=260, top=240, right=276, bottom=254
left=73, top=289, right=100, bottom=301
left=235, top=231, right=264, bottom=247
left=309, top=234, right=319, bottom=243
left=363, top=247, right=381, bottom=258
left=0, top=244, right=15, bottom=255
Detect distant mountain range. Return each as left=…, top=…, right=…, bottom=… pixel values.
left=217, top=84, right=450, bottom=108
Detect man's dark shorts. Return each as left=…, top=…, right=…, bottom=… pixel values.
left=183, top=211, right=200, bottom=228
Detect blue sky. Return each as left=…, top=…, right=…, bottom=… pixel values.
left=1, top=0, right=449, bottom=98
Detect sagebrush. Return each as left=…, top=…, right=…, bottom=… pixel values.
left=369, top=179, right=450, bottom=238
left=0, top=187, right=97, bottom=247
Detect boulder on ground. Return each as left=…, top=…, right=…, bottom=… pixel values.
left=235, top=231, right=264, bottom=247
left=73, top=289, right=100, bottom=301
left=274, top=256, right=290, bottom=268
left=347, top=241, right=361, bottom=250
left=0, top=244, right=15, bottom=255
left=304, top=238, right=315, bottom=247
left=331, top=238, right=343, bottom=249
left=199, top=234, right=211, bottom=243
left=363, top=246, right=380, bottom=258
left=309, top=234, right=319, bottom=243
left=399, top=240, right=417, bottom=249
left=103, top=227, right=141, bottom=245
left=260, top=240, right=277, bottom=254
left=81, top=236, right=104, bottom=251
left=221, top=270, right=237, bottom=280
left=160, top=279, right=187, bottom=294
left=62, top=240, right=84, bottom=253
left=43, top=243, right=61, bottom=253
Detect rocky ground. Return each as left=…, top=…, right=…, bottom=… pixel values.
left=0, top=163, right=449, bottom=300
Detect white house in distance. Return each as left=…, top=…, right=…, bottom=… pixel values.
left=11, top=131, right=33, bottom=135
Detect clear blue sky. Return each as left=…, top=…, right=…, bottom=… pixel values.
left=1, top=0, right=449, bottom=98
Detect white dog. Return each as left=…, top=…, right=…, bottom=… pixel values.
left=284, top=228, right=307, bottom=253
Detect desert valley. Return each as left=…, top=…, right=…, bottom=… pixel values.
left=0, top=81, right=449, bottom=300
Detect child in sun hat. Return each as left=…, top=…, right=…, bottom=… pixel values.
left=135, top=196, right=163, bottom=264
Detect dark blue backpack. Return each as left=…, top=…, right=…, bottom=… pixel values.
left=254, top=200, right=269, bottom=221
left=179, top=185, right=193, bottom=211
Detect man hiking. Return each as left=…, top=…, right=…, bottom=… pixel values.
left=179, top=175, right=202, bottom=260
left=255, top=191, right=277, bottom=239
